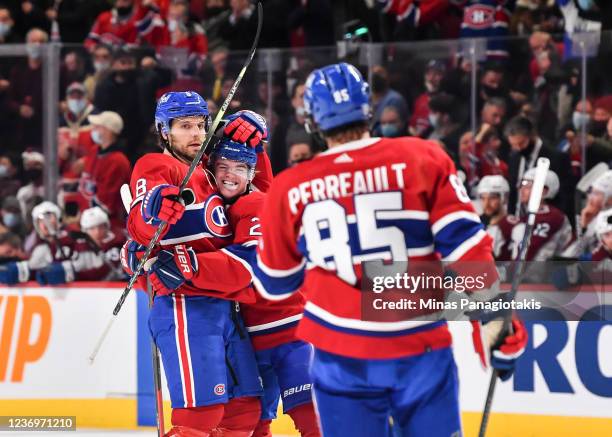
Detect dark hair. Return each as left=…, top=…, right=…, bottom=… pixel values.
left=290, top=80, right=305, bottom=100
left=429, top=93, right=456, bottom=115
left=0, top=232, right=22, bottom=250
left=504, top=115, right=535, bottom=137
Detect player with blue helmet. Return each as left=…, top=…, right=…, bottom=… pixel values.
left=125, top=91, right=273, bottom=437
left=223, top=63, right=528, bottom=437
left=145, top=136, right=322, bottom=437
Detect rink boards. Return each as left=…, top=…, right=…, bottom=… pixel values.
left=0, top=283, right=611, bottom=436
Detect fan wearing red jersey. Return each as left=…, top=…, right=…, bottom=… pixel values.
left=126, top=91, right=272, bottom=437
left=229, top=63, right=526, bottom=437
left=146, top=138, right=320, bottom=437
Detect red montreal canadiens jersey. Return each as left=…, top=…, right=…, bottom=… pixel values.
left=127, top=152, right=271, bottom=301
left=227, top=191, right=305, bottom=351
left=254, top=137, right=494, bottom=360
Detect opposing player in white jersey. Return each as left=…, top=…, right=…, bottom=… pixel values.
left=477, top=175, right=510, bottom=259
left=563, top=170, right=612, bottom=257
left=230, top=62, right=527, bottom=436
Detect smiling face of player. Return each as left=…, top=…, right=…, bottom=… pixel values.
left=163, top=116, right=207, bottom=163
left=214, top=159, right=249, bottom=201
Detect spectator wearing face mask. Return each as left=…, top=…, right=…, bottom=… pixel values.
left=371, top=65, right=408, bottom=137
left=84, top=44, right=112, bottom=101
left=0, top=5, right=21, bottom=44
left=409, top=60, right=446, bottom=137
left=85, top=0, right=167, bottom=52
left=0, top=154, right=21, bottom=200
left=16, top=150, right=45, bottom=218
left=560, top=99, right=612, bottom=173
left=163, top=0, right=208, bottom=61
left=380, top=106, right=406, bottom=138
left=1, top=197, right=26, bottom=239
left=58, top=82, right=99, bottom=181
left=79, top=111, right=131, bottom=228
left=7, top=27, right=47, bottom=150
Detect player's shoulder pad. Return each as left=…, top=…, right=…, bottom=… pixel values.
left=132, top=153, right=176, bottom=182
left=134, top=152, right=174, bottom=169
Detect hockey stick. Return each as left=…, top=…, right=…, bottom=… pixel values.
left=478, top=157, right=550, bottom=437
left=88, top=2, right=264, bottom=364
left=147, top=278, right=166, bottom=437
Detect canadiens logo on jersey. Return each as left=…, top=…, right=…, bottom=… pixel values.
left=464, top=5, right=495, bottom=29
left=160, top=193, right=232, bottom=245
left=205, top=195, right=231, bottom=237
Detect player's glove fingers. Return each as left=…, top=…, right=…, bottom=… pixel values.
left=248, top=130, right=263, bottom=147
left=223, top=117, right=242, bottom=136
left=159, top=199, right=185, bottom=224
left=498, top=319, right=527, bottom=356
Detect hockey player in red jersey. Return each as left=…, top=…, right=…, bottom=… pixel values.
left=142, top=137, right=320, bottom=437
left=125, top=91, right=272, bottom=436
left=230, top=62, right=527, bottom=436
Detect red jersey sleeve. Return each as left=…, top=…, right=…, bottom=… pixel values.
left=187, top=192, right=265, bottom=293
left=252, top=151, right=273, bottom=193
left=127, top=153, right=183, bottom=246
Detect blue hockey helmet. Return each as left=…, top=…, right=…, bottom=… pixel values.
left=303, top=62, right=370, bottom=132
left=209, top=137, right=257, bottom=180
left=155, top=91, right=210, bottom=136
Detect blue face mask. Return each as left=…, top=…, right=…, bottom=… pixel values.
left=91, top=129, right=104, bottom=145
left=0, top=164, right=8, bottom=178
left=381, top=123, right=400, bottom=137
left=578, top=0, right=596, bottom=11
left=68, top=98, right=87, bottom=115
left=572, top=111, right=591, bottom=130
left=0, top=22, right=11, bottom=38
left=2, top=212, right=20, bottom=228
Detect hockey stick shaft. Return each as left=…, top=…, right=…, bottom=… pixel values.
left=478, top=157, right=550, bottom=437
left=148, top=278, right=165, bottom=437
left=88, top=3, right=263, bottom=364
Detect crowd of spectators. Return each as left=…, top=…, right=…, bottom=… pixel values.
left=2, top=0, right=612, bottom=283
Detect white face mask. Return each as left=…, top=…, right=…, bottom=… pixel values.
left=428, top=112, right=441, bottom=129
left=91, top=129, right=104, bottom=145
left=0, top=22, right=12, bottom=38
left=572, top=111, right=591, bottom=131
left=94, top=60, right=110, bottom=72
left=67, top=98, right=87, bottom=115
